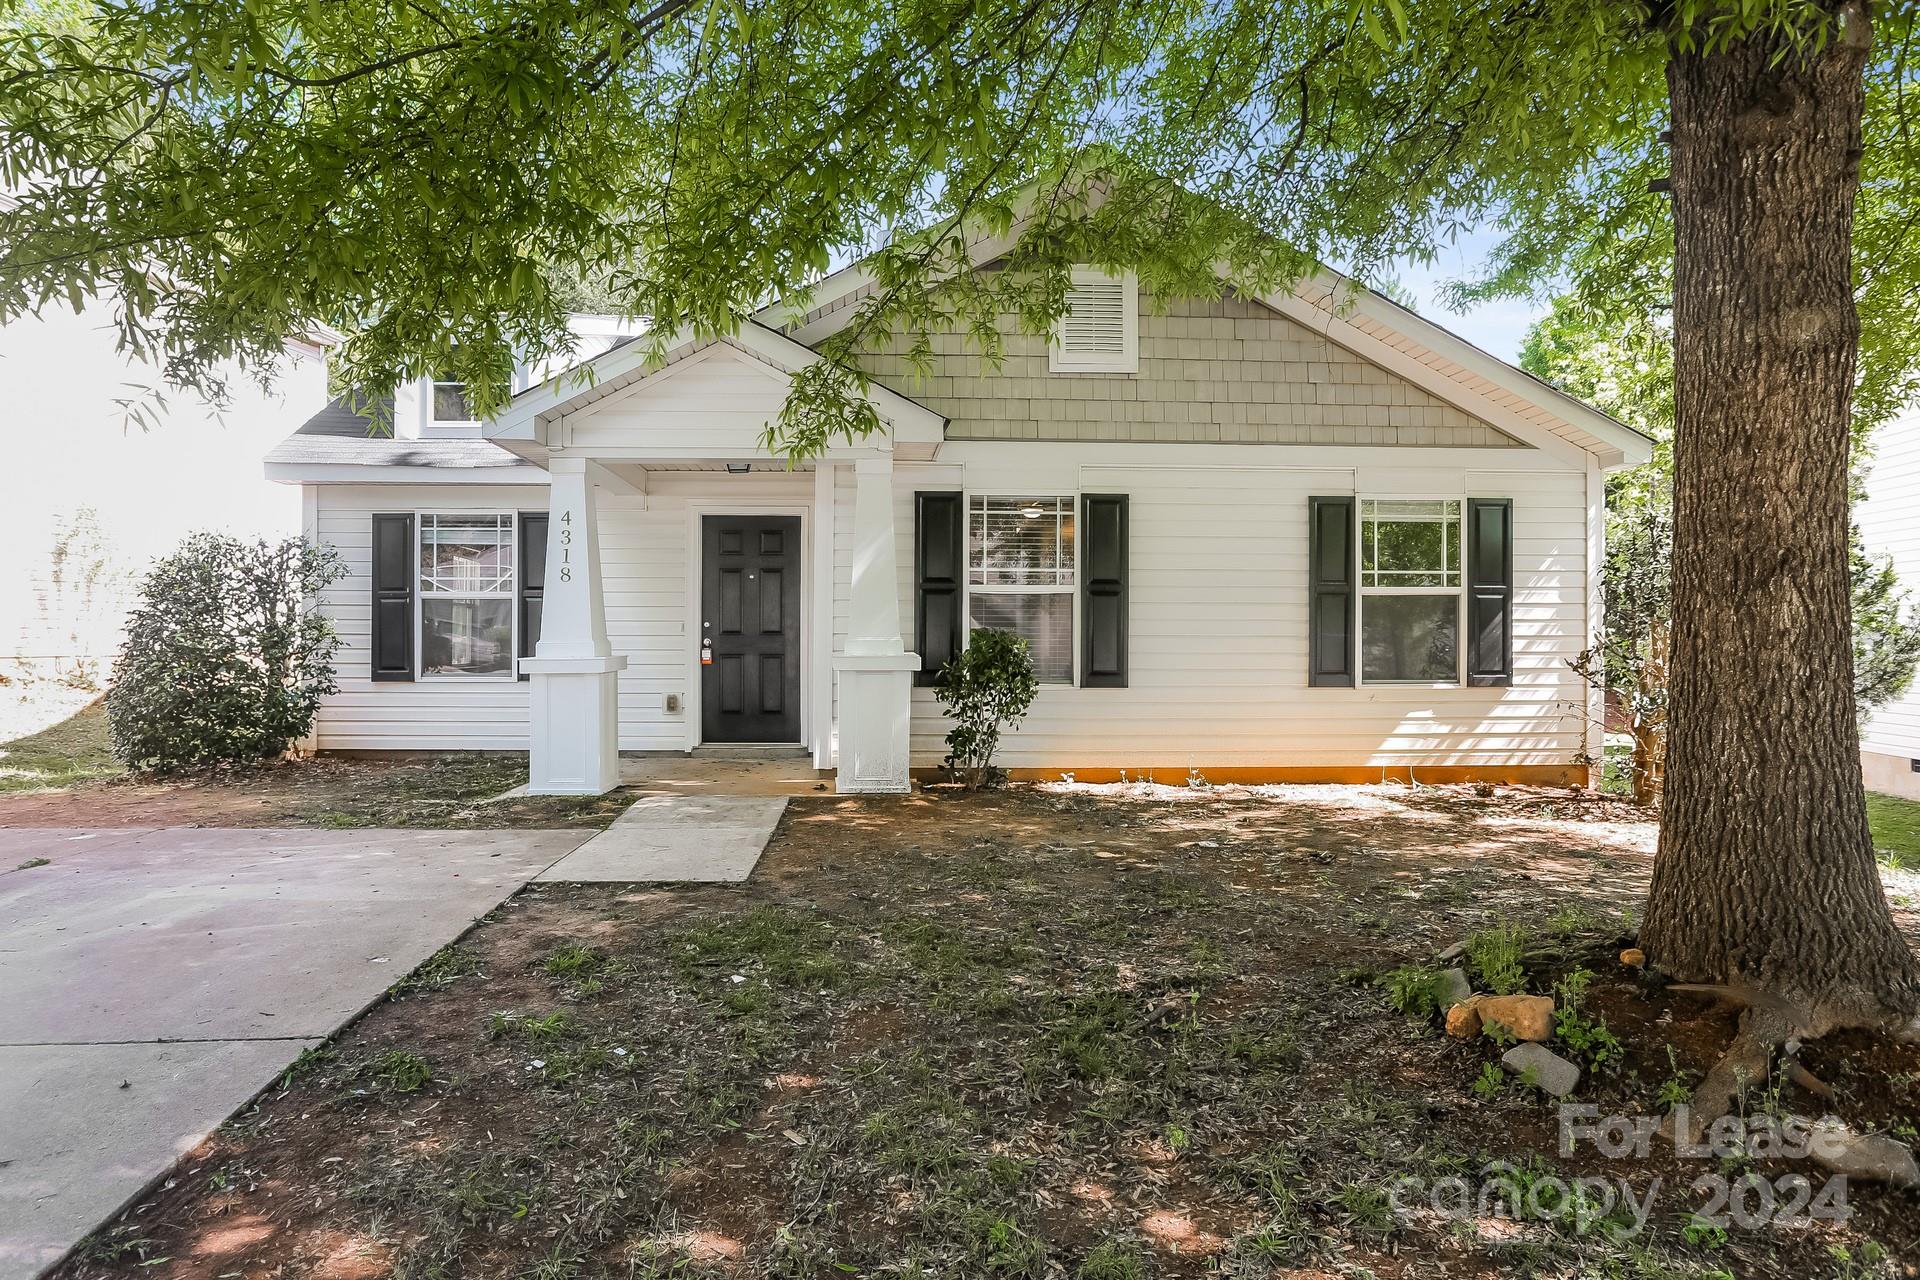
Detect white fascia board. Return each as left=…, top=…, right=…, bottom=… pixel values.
left=263, top=463, right=549, bottom=486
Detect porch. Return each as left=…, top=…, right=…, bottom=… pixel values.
left=487, top=329, right=945, bottom=797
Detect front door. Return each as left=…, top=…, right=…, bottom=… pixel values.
left=701, top=515, right=802, bottom=744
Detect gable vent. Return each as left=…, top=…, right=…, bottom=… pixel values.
left=1051, top=268, right=1138, bottom=373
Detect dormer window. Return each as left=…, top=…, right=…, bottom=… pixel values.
left=432, top=374, right=474, bottom=423
left=1050, top=267, right=1138, bottom=374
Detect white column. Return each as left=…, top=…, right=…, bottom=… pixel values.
left=520, top=456, right=626, bottom=794
left=833, top=456, right=917, bottom=792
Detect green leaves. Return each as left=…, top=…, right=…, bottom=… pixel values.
left=1, top=0, right=1914, bottom=459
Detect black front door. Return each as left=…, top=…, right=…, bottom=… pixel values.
left=701, top=515, right=802, bottom=743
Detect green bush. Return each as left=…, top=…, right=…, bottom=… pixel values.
left=1464, top=924, right=1529, bottom=995
left=107, top=533, right=345, bottom=771
left=934, top=627, right=1040, bottom=786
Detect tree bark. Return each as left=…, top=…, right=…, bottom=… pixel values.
left=1642, top=3, right=1920, bottom=1032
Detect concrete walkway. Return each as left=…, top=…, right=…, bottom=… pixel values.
left=0, top=826, right=592, bottom=1280
left=537, top=794, right=788, bottom=883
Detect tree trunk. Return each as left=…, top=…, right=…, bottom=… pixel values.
left=1642, top=3, right=1920, bottom=1032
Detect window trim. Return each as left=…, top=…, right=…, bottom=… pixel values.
left=962, top=491, right=1080, bottom=686
left=1354, top=496, right=1465, bottom=688
left=415, top=509, right=519, bottom=681
left=1049, top=267, right=1139, bottom=375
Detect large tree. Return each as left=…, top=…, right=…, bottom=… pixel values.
left=5, top=1, right=1919, bottom=1062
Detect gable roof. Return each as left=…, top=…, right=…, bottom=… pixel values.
left=485, top=319, right=946, bottom=458
left=753, top=206, right=1654, bottom=470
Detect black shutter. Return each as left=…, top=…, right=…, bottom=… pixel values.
left=518, top=513, right=548, bottom=681
left=914, top=491, right=964, bottom=686
left=1080, top=494, right=1128, bottom=687
left=370, top=513, right=415, bottom=682
left=1467, top=497, right=1514, bottom=687
left=1308, top=496, right=1355, bottom=687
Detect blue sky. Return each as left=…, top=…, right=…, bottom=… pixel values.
left=1381, top=226, right=1548, bottom=364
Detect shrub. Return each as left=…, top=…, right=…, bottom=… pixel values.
left=107, top=533, right=345, bottom=771
left=1463, top=924, right=1529, bottom=995
left=934, top=627, right=1039, bottom=786
left=1377, top=965, right=1445, bottom=1020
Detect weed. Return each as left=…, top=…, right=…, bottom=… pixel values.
left=1471, top=1061, right=1507, bottom=1100
left=1336, top=1182, right=1395, bottom=1236
left=367, top=1049, right=433, bottom=1094
left=1077, top=1239, right=1148, bottom=1280
left=74, top=1225, right=164, bottom=1266
left=1828, top=1241, right=1892, bottom=1280
left=1551, top=968, right=1624, bottom=1073
left=12, top=856, right=49, bottom=871
left=1655, top=1046, right=1695, bottom=1111
left=543, top=942, right=603, bottom=977
left=392, top=943, right=482, bottom=996
left=1464, top=924, right=1529, bottom=994
left=1681, top=1216, right=1728, bottom=1250
left=1377, top=965, right=1446, bottom=1020
left=278, top=1044, right=334, bottom=1088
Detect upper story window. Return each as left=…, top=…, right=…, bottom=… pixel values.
left=1050, top=267, right=1138, bottom=374
left=431, top=375, right=474, bottom=423
left=968, top=494, right=1075, bottom=683
left=1359, top=499, right=1462, bottom=684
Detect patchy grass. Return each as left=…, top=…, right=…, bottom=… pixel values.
left=0, top=701, right=120, bottom=794
left=58, top=784, right=1917, bottom=1280
left=0, top=746, right=634, bottom=828
left=1867, top=790, right=1920, bottom=871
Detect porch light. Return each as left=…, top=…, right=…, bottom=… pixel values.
left=725, top=462, right=751, bottom=474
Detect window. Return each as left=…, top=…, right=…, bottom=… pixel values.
left=431, top=375, right=474, bottom=423
left=968, top=495, right=1075, bottom=683
left=1050, top=268, right=1138, bottom=373
left=1359, top=498, right=1461, bottom=684
left=419, top=514, right=515, bottom=676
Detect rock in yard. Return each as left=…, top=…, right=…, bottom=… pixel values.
left=1501, top=1043, right=1581, bottom=1098
left=1434, top=967, right=1472, bottom=1009
left=1445, top=1001, right=1482, bottom=1040
left=1619, top=947, right=1646, bottom=968
left=1808, top=1117, right=1920, bottom=1188
left=1475, top=994, right=1556, bottom=1043
left=1435, top=939, right=1468, bottom=962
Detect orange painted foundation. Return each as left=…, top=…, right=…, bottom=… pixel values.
left=914, top=764, right=1590, bottom=787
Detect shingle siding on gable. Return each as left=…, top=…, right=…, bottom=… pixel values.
left=856, top=289, right=1526, bottom=448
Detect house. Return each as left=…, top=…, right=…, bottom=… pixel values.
left=264, top=249, right=1653, bottom=795
left=1857, top=408, right=1920, bottom=799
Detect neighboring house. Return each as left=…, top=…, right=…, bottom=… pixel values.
left=1, top=301, right=317, bottom=736
left=1857, top=408, right=1920, bottom=798
left=265, top=248, right=1652, bottom=795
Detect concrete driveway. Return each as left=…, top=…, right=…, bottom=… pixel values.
left=0, top=826, right=594, bottom=1280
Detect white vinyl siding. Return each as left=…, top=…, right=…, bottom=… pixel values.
left=1858, top=410, right=1920, bottom=762
left=307, top=471, right=813, bottom=751
left=870, top=446, right=1590, bottom=773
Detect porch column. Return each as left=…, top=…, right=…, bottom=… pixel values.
left=833, top=456, right=917, bottom=792
left=520, top=456, right=626, bottom=794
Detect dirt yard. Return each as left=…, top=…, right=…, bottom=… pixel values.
left=50, top=784, right=1920, bottom=1279
left=0, top=705, right=631, bottom=828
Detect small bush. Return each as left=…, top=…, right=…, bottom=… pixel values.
left=934, top=627, right=1040, bottom=786
left=1377, top=965, right=1445, bottom=1020
left=1464, top=924, right=1529, bottom=995
left=107, top=533, right=345, bottom=771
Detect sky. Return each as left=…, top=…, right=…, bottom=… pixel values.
left=0, top=305, right=314, bottom=666
left=1372, top=226, right=1548, bottom=365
